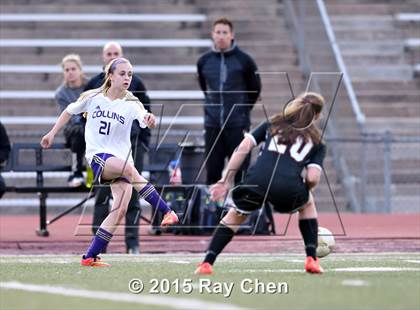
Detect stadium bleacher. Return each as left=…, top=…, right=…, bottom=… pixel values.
left=0, top=65, right=197, bottom=73
left=1, top=0, right=418, bottom=214
left=395, top=13, right=420, bottom=77
left=325, top=0, right=420, bottom=212
left=0, top=2, right=419, bottom=309
left=2, top=0, right=345, bottom=212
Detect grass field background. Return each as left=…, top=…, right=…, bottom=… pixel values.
left=1, top=253, right=419, bottom=310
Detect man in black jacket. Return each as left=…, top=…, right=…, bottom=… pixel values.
left=0, top=122, right=11, bottom=199
left=85, top=41, right=151, bottom=254
left=197, top=17, right=261, bottom=185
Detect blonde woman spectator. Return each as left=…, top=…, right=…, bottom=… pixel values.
left=55, top=54, right=88, bottom=187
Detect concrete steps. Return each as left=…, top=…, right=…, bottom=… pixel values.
left=352, top=80, right=420, bottom=91
left=326, top=1, right=419, bottom=134
left=0, top=3, right=200, bottom=14
left=0, top=73, right=304, bottom=93
left=0, top=41, right=296, bottom=53
left=363, top=118, right=420, bottom=135
left=0, top=54, right=297, bottom=68
left=348, top=65, right=413, bottom=81
left=325, top=1, right=420, bottom=15
left=362, top=105, right=420, bottom=118
left=0, top=28, right=291, bottom=41
left=0, top=0, right=347, bottom=212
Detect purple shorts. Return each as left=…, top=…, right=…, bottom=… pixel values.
left=91, top=153, right=115, bottom=184
left=91, top=153, right=130, bottom=185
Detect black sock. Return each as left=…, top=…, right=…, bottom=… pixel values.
left=203, top=224, right=235, bottom=265
left=299, top=218, right=318, bottom=259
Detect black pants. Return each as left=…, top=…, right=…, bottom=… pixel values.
left=91, top=140, right=147, bottom=250
left=0, top=173, right=5, bottom=199
left=64, top=123, right=85, bottom=175
left=205, top=127, right=250, bottom=185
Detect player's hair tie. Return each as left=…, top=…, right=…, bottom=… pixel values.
left=302, top=98, right=311, bottom=105
left=108, top=57, right=128, bottom=73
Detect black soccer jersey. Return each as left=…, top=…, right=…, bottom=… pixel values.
left=242, top=121, right=326, bottom=207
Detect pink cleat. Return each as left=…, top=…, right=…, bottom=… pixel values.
left=81, top=256, right=110, bottom=267
left=305, top=256, right=323, bottom=274
left=161, top=211, right=179, bottom=227
left=194, top=262, right=213, bottom=275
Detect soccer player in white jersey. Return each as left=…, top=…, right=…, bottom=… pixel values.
left=41, top=58, right=179, bottom=267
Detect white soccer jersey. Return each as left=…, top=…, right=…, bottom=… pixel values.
left=65, top=91, right=147, bottom=165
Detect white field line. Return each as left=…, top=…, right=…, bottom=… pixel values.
left=1, top=253, right=420, bottom=262
left=284, top=259, right=305, bottom=263
left=3, top=256, right=420, bottom=273
left=334, top=267, right=420, bottom=272
left=228, top=267, right=420, bottom=273
left=0, top=252, right=418, bottom=257
left=168, top=260, right=191, bottom=264
left=341, top=279, right=369, bottom=286
left=0, top=282, right=247, bottom=310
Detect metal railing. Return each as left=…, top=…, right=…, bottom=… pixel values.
left=325, top=134, right=420, bottom=213
left=284, top=0, right=365, bottom=128
left=283, top=0, right=420, bottom=213
left=315, top=0, right=366, bottom=126
left=284, top=0, right=367, bottom=212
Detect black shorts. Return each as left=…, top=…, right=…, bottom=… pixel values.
left=232, top=181, right=309, bottom=215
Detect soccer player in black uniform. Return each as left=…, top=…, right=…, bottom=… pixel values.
left=195, top=92, right=327, bottom=274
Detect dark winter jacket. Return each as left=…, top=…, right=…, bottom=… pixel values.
left=197, top=41, right=261, bottom=129
left=0, top=122, right=11, bottom=168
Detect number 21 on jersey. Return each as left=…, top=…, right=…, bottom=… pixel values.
left=268, top=136, right=313, bottom=162
left=99, top=121, right=111, bottom=135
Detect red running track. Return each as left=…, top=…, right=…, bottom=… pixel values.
left=0, top=213, right=419, bottom=254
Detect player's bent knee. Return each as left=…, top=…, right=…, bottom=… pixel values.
left=120, top=164, right=135, bottom=180
left=220, top=209, right=248, bottom=232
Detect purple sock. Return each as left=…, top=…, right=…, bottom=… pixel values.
left=85, top=227, right=113, bottom=259
left=138, top=183, right=171, bottom=214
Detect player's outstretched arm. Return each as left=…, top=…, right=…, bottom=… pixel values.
left=210, top=136, right=255, bottom=201
left=40, top=111, right=72, bottom=148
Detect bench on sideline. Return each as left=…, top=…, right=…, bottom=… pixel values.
left=5, top=142, right=181, bottom=236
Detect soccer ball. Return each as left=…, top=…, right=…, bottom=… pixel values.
left=316, top=227, right=335, bottom=258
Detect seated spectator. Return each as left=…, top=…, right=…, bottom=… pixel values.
left=55, top=54, right=88, bottom=187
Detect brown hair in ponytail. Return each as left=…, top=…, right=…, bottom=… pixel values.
left=269, top=92, right=324, bottom=145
